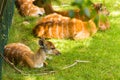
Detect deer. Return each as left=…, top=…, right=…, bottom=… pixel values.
left=93, top=3, right=110, bottom=30
left=33, top=0, right=110, bottom=30
left=33, top=0, right=87, bottom=21
left=32, top=13, right=97, bottom=40
left=15, top=0, right=45, bottom=17
left=4, top=38, right=61, bottom=68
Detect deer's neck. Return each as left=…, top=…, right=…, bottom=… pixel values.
left=32, top=48, right=47, bottom=68
left=43, top=3, right=55, bottom=14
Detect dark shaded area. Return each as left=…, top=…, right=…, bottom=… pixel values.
left=0, top=0, right=15, bottom=79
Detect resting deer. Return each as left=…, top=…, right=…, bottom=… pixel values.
left=33, top=0, right=87, bottom=20
left=15, top=0, right=45, bottom=17
left=4, top=39, right=61, bottom=68
left=93, top=3, right=110, bottom=30
left=33, top=0, right=110, bottom=30
left=33, top=13, right=97, bottom=40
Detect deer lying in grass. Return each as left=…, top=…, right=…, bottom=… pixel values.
left=33, top=0, right=110, bottom=17
left=33, top=0, right=110, bottom=30
left=4, top=39, right=61, bottom=68
left=33, top=0, right=87, bottom=20
left=15, top=0, right=45, bottom=16
left=33, top=13, right=97, bottom=40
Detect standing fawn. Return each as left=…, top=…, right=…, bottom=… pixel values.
left=33, top=13, right=97, bottom=40
left=4, top=39, right=61, bottom=68
left=33, top=0, right=110, bottom=30
left=15, top=0, right=45, bottom=17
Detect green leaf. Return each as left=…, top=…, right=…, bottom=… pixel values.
left=71, top=0, right=84, bottom=8
left=94, top=15, right=99, bottom=27
left=69, top=10, right=75, bottom=18
left=99, top=14, right=108, bottom=22
left=84, top=7, right=90, bottom=18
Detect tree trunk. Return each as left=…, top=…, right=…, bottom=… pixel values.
left=0, top=0, right=15, bottom=80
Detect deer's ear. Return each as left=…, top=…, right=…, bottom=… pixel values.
left=39, top=37, right=45, bottom=47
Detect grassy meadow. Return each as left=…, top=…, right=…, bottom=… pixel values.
left=2, top=0, right=120, bottom=80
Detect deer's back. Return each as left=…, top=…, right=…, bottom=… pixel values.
left=4, top=43, right=34, bottom=66
left=33, top=13, right=97, bottom=39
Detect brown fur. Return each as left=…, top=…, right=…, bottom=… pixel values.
left=93, top=3, right=110, bottom=30
left=15, top=0, right=45, bottom=16
left=33, top=13, right=97, bottom=40
left=33, top=0, right=110, bottom=30
left=99, top=20, right=110, bottom=31
left=4, top=39, right=61, bottom=68
left=93, top=3, right=109, bottom=15
left=33, top=0, right=89, bottom=21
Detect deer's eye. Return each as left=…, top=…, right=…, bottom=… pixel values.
left=51, top=47, right=55, bottom=49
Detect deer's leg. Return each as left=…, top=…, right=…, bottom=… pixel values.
left=43, top=61, right=48, bottom=67
left=23, top=56, right=34, bottom=68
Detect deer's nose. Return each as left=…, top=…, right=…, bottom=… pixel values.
left=56, top=51, right=61, bottom=55
left=52, top=49, right=61, bottom=55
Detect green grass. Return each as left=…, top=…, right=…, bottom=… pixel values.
left=2, top=0, right=120, bottom=80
